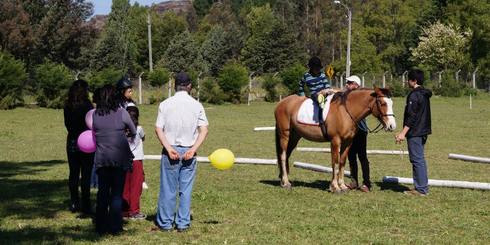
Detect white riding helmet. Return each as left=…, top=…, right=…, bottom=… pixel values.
left=346, top=75, right=361, bottom=86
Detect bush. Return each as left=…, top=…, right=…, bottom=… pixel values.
left=389, top=81, right=409, bottom=97
left=433, top=72, right=464, bottom=97
left=88, top=67, right=125, bottom=91
left=200, top=77, right=226, bottom=104
left=261, top=74, right=281, bottom=102
left=280, top=62, right=305, bottom=94
left=217, top=63, right=249, bottom=103
left=148, top=68, right=169, bottom=87
left=34, top=61, right=72, bottom=108
left=0, top=51, right=27, bottom=109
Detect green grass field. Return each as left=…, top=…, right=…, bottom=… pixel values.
left=1, top=95, right=490, bottom=244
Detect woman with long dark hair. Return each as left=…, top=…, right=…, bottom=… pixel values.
left=63, top=79, right=94, bottom=215
left=93, top=85, right=136, bottom=235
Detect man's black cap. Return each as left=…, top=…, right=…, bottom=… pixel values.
left=175, top=72, right=191, bottom=86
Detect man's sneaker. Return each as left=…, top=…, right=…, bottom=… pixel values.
left=177, top=227, right=189, bottom=233
left=142, top=182, right=149, bottom=189
left=317, top=94, right=325, bottom=109
left=129, top=213, right=147, bottom=220
left=359, top=185, right=370, bottom=193
left=403, top=189, right=427, bottom=197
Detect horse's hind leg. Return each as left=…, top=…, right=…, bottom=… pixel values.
left=329, top=138, right=342, bottom=193
left=286, top=131, right=301, bottom=176
left=276, top=127, right=295, bottom=189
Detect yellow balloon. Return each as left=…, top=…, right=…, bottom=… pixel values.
left=209, top=148, right=235, bottom=170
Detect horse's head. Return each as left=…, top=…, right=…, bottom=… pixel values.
left=371, top=87, right=396, bottom=131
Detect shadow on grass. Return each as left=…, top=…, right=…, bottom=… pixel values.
left=0, top=160, right=65, bottom=178
left=1, top=178, right=68, bottom=219
left=0, top=225, right=100, bottom=244
left=259, top=180, right=329, bottom=191
left=375, top=181, right=410, bottom=193
left=0, top=160, right=70, bottom=219
left=0, top=160, right=101, bottom=243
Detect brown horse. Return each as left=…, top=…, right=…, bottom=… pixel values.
left=274, top=87, right=396, bottom=193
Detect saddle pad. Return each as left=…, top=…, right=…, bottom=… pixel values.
left=297, top=94, right=334, bottom=125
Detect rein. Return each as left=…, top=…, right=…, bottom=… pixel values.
left=344, top=93, right=395, bottom=134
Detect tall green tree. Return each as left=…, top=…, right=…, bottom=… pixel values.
left=0, top=51, right=27, bottom=109
left=201, top=26, right=230, bottom=76
left=242, top=4, right=299, bottom=73
left=91, top=0, right=137, bottom=74
left=152, top=12, right=188, bottom=65
left=0, top=0, right=95, bottom=70
left=159, top=31, right=206, bottom=74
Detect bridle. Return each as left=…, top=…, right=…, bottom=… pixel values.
left=345, top=92, right=395, bottom=133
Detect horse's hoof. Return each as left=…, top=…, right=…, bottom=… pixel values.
left=281, top=183, right=292, bottom=189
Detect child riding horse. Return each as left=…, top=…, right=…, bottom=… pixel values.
left=274, top=87, right=396, bottom=193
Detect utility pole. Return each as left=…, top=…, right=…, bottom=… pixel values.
left=334, top=0, right=351, bottom=77
left=472, top=67, right=478, bottom=89
left=138, top=72, right=144, bottom=104
left=147, top=12, right=153, bottom=72
left=402, top=70, right=408, bottom=87
left=248, top=72, right=255, bottom=106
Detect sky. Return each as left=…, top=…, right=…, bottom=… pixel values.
left=91, top=0, right=167, bottom=16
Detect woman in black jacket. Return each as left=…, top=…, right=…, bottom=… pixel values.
left=63, top=79, right=94, bottom=214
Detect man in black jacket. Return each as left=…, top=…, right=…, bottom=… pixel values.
left=395, top=69, right=432, bottom=196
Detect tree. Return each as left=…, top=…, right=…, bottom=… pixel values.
left=151, top=12, right=188, bottom=66
left=159, top=31, right=205, bottom=74
left=87, top=67, right=125, bottom=91
left=0, top=0, right=96, bottom=71
left=217, top=62, right=249, bottom=103
left=0, top=51, right=27, bottom=109
left=242, top=4, right=300, bottom=73
left=0, top=1, right=34, bottom=67
left=91, top=0, right=137, bottom=74
left=34, top=61, right=72, bottom=108
left=280, top=62, right=305, bottom=94
left=411, top=21, right=471, bottom=72
left=200, top=26, right=230, bottom=76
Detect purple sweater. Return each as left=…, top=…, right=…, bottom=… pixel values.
left=93, top=108, right=136, bottom=170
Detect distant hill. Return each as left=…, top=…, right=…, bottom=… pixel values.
left=86, top=15, right=108, bottom=33
left=153, top=0, right=193, bottom=14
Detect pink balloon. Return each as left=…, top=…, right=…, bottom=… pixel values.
left=85, top=109, right=95, bottom=129
left=77, top=130, right=96, bottom=153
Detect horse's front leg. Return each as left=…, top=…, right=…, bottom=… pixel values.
left=329, top=139, right=341, bottom=193
left=338, top=141, right=353, bottom=192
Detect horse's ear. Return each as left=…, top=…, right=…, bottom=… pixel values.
left=374, top=86, right=384, bottom=97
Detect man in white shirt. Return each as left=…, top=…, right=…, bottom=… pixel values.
left=154, top=72, right=209, bottom=232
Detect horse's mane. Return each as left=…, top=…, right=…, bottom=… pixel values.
left=331, top=88, right=392, bottom=105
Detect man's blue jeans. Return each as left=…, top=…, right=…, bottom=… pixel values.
left=407, top=136, right=429, bottom=194
left=156, top=146, right=197, bottom=230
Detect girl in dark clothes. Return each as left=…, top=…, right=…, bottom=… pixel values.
left=63, top=80, right=94, bottom=215
left=93, top=85, right=136, bottom=235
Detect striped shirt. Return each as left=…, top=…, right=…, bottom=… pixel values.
left=298, top=72, right=331, bottom=96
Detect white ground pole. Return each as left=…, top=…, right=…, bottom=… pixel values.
left=383, top=176, right=490, bottom=190
left=144, top=155, right=277, bottom=165
left=297, top=147, right=408, bottom=155
left=253, top=126, right=276, bottom=131
left=293, top=161, right=351, bottom=177
left=448, top=153, right=490, bottom=164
